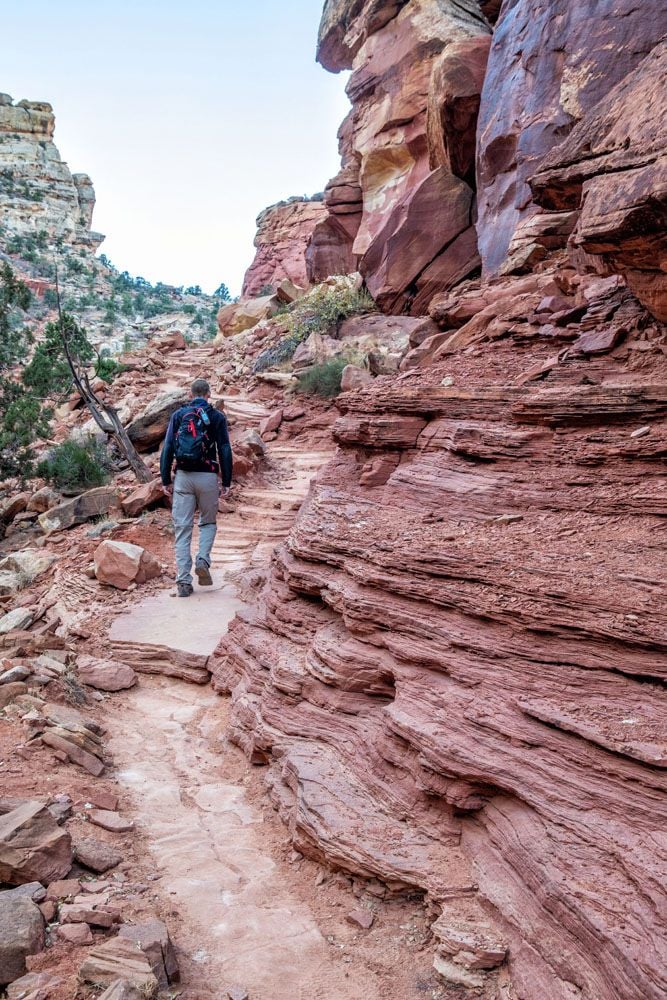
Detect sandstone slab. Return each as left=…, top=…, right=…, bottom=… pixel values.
left=73, top=837, right=121, bottom=874
left=38, top=488, right=120, bottom=534
left=0, top=801, right=72, bottom=886
left=78, top=937, right=159, bottom=995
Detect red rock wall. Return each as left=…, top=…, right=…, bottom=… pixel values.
left=241, top=197, right=329, bottom=297
left=317, top=0, right=491, bottom=314
left=475, top=0, right=667, bottom=277
left=212, top=265, right=667, bottom=996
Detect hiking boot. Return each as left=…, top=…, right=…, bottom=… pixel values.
left=177, top=582, right=194, bottom=598
left=195, top=557, right=213, bottom=586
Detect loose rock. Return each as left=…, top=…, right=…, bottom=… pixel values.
left=0, top=895, right=45, bottom=985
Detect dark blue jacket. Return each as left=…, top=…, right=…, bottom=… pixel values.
left=160, top=397, right=233, bottom=487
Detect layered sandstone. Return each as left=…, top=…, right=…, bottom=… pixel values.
left=0, top=94, right=103, bottom=249
left=212, top=264, right=667, bottom=996
left=241, top=197, right=326, bottom=297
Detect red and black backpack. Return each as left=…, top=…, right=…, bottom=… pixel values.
left=174, top=405, right=212, bottom=469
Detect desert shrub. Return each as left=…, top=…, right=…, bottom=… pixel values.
left=37, top=436, right=110, bottom=493
left=296, top=357, right=347, bottom=398
left=253, top=284, right=376, bottom=374
left=94, top=353, right=123, bottom=383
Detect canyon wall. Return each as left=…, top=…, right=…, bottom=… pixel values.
left=0, top=94, right=103, bottom=249
left=217, top=1, right=667, bottom=996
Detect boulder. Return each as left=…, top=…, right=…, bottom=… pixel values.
left=153, top=330, right=186, bottom=353
left=126, top=389, right=186, bottom=452
left=94, top=540, right=162, bottom=591
left=361, top=168, right=476, bottom=313
left=0, top=896, right=45, bottom=986
left=340, top=365, right=372, bottom=393
left=76, top=654, right=137, bottom=692
left=237, top=430, right=266, bottom=459
left=118, top=918, right=179, bottom=989
left=121, top=480, right=167, bottom=518
left=0, top=801, right=72, bottom=886
left=0, top=608, right=34, bottom=635
left=259, top=409, right=283, bottom=436
left=78, top=937, right=160, bottom=996
left=73, top=837, right=121, bottom=874
left=38, top=487, right=120, bottom=534
left=0, top=493, right=30, bottom=525
left=217, top=295, right=278, bottom=338
left=240, top=198, right=328, bottom=299
left=0, top=682, right=28, bottom=709
left=0, top=550, right=58, bottom=596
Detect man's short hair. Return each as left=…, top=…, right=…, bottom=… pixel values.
left=191, top=378, right=210, bottom=397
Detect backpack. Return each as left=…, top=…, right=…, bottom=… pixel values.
left=174, top=405, right=212, bottom=469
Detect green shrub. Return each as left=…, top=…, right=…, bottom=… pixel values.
left=253, top=284, right=376, bottom=374
left=296, top=357, right=347, bottom=398
left=94, top=354, right=123, bottom=383
left=37, top=437, right=110, bottom=493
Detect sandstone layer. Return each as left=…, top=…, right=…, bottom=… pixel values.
left=212, top=258, right=667, bottom=997
left=0, top=95, right=103, bottom=249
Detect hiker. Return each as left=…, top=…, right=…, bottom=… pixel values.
left=160, top=378, right=233, bottom=597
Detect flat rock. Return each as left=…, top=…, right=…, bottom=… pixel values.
left=78, top=936, right=159, bottom=995
left=5, top=971, right=61, bottom=999
left=89, top=810, right=134, bottom=833
left=45, top=878, right=81, bottom=900
left=0, top=665, right=31, bottom=684
left=97, top=981, right=144, bottom=1000
left=0, top=895, right=45, bottom=986
left=0, top=800, right=73, bottom=886
left=0, top=608, right=34, bottom=635
left=76, top=654, right=136, bottom=692
left=38, top=487, right=120, bottom=535
left=58, top=922, right=94, bottom=944
left=74, top=837, right=122, bottom=874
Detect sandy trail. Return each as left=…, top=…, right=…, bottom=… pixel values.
left=100, top=379, right=389, bottom=997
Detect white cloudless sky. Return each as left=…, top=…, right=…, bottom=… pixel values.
left=2, top=0, right=350, bottom=295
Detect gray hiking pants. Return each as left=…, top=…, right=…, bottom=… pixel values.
left=172, top=470, right=218, bottom=585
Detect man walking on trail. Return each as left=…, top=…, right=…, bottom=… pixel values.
left=160, top=378, right=233, bottom=598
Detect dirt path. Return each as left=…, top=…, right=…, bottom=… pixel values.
left=98, top=374, right=409, bottom=998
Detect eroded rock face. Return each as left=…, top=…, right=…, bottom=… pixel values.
left=530, top=40, right=667, bottom=322
left=476, top=0, right=667, bottom=276
left=212, top=263, right=667, bottom=997
left=241, top=198, right=328, bottom=297
left=0, top=97, right=103, bottom=249
left=317, top=0, right=491, bottom=314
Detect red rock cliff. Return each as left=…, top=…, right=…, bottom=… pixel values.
left=219, top=8, right=667, bottom=995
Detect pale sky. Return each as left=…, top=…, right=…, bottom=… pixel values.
left=2, top=1, right=350, bottom=295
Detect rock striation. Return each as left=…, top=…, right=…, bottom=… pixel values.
left=212, top=252, right=667, bottom=997
left=0, top=94, right=103, bottom=249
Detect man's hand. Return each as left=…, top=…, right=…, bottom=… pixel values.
left=219, top=484, right=231, bottom=499
left=164, top=484, right=173, bottom=498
